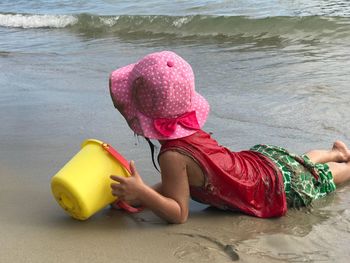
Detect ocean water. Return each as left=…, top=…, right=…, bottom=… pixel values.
left=1, top=1, right=350, bottom=262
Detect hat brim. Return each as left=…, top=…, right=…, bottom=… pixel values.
left=109, top=63, right=143, bottom=135
left=110, top=64, right=210, bottom=140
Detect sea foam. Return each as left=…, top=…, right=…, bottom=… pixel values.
left=0, top=14, right=77, bottom=28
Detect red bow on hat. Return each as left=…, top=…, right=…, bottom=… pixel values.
left=154, top=111, right=200, bottom=137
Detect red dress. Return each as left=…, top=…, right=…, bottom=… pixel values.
left=159, top=130, right=287, bottom=218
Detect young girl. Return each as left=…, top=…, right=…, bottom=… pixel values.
left=108, top=51, right=350, bottom=224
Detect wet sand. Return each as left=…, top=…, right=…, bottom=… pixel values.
left=1, top=40, right=350, bottom=262
left=1, top=106, right=350, bottom=262
left=1, top=166, right=350, bottom=263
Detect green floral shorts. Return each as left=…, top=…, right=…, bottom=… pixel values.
left=250, top=144, right=336, bottom=207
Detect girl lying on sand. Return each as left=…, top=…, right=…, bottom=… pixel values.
left=108, top=51, right=350, bottom=223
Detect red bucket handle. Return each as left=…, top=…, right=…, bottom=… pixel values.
left=102, top=143, right=144, bottom=213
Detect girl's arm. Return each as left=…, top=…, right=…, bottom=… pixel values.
left=110, top=151, right=190, bottom=224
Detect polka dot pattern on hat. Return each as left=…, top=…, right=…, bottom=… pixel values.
left=131, top=51, right=194, bottom=119
left=109, top=51, right=210, bottom=140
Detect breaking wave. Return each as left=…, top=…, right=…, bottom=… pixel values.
left=1, top=13, right=350, bottom=41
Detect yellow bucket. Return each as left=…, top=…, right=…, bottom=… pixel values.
left=51, top=139, right=131, bottom=220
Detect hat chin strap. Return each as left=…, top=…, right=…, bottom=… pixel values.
left=153, top=111, right=200, bottom=137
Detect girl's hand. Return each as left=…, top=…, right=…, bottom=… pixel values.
left=110, top=161, right=145, bottom=202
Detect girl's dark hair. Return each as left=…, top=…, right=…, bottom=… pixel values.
left=145, top=138, right=160, bottom=173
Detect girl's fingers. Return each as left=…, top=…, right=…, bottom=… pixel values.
left=111, top=188, right=123, bottom=197
left=110, top=183, right=122, bottom=190
left=110, top=175, right=126, bottom=183
left=130, top=160, right=136, bottom=176
left=113, top=193, right=124, bottom=200
left=129, top=160, right=141, bottom=179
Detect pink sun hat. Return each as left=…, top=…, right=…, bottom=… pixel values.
left=109, top=51, right=210, bottom=140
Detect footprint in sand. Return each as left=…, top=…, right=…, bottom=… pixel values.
left=173, top=233, right=239, bottom=262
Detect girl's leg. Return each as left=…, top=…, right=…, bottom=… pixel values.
left=327, top=161, right=350, bottom=185
left=304, top=140, right=350, bottom=164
